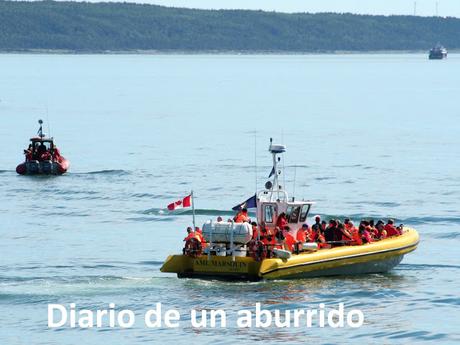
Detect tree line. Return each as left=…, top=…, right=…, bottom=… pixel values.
left=0, top=1, right=459, bottom=52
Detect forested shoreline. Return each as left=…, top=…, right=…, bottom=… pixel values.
left=1, top=1, right=459, bottom=52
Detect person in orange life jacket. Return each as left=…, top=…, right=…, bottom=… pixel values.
left=361, top=219, right=370, bottom=230
left=368, top=219, right=377, bottom=238
left=257, top=222, right=271, bottom=245
left=308, top=226, right=319, bottom=242
left=296, top=224, right=308, bottom=243
left=234, top=208, right=250, bottom=223
left=370, top=220, right=379, bottom=238
left=374, top=220, right=386, bottom=239
left=344, top=218, right=354, bottom=232
left=24, top=144, right=33, bottom=161
left=36, top=143, right=47, bottom=161
left=183, top=227, right=195, bottom=241
left=263, top=227, right=277, bottom=249
left=41, top=150, right=52, bottom=161
left=276, top=212, right=288, bottom=230
left=351, top=226, right=363, bottom=245
left=251, top=221, right=259, bottom=240
left=337, top=222, right=353, bottom=243
left=258, top=224, right=267, bottom=242
left=282, top=226, right=296, bottom=252
left=306, top=223, right=319, bottom=242
left=313, top=220, right=327, bottom=248
left=359, top=224, right=373, bottom=244
left=273, top=226, right=295, bottom=251
left=384, top=219, right=401, bottom=237
left=195, top=226, right=206, bottom=245
left=360, top=220, right=374, bottom=240
left=369, top=219, right=375, bottom=229
left=331, top=220, right=343, bottom=244
left=273, top=227, right=286, bottom=249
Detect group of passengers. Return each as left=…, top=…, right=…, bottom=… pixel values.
left=229, top=209, right=403, bottom=252
left=304, top=215, right=403, bottom=248
left=183, top=208, right=403, bottom=254
left=23, top=143, right=62, bottom=162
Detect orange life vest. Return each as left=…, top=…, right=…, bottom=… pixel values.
left=345, top=223, right=354, bottom=231
left=184, top=232, right=196, bottom=241
left=384, top=224, right=399, bottom=237
left=276, top=216, right=287, bottom=229
left=284, top=232, right=296, bottom=251
left=351, top=229, right=362, bottom=246
left=308, top=229, right=318, bottom=242
left=234, top=212, right=249, bottom=223
left=195, top=231, right=206, bottom=245
left=296, top=228, right=307, bottom=242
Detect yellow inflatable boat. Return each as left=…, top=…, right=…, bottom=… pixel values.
left=161, top=139, right=419, bottom=280
left=161, top=228, right=419, bottom=280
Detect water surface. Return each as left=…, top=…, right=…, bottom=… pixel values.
left=0, top=53, right=459, bottom=344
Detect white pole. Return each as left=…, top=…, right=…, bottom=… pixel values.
left=191, top=190, right=196, bottom=230
left=254, top=130, right=257, bottom=195
left=293, top=165, right=297, bottom=201
left=208, top=219, right=212, bottom=260
left=230, top=221, right=235, bottom=261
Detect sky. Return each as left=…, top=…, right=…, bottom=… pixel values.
left=101, top=0, right=460, bottom=17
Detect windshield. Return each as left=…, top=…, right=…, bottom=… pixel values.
left=299, top=204, right=311, bottom=222
left=286, top=205, right=301, bottom=223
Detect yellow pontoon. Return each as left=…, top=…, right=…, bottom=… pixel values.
left=161, top=228, right=418, bottom=280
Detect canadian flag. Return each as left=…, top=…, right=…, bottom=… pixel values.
left=167, top=194, right=192, bottom=211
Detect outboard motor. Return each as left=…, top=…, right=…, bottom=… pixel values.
left=41, top=160, right=54, bottom=174
left=27, top=160, right=40, bottom=174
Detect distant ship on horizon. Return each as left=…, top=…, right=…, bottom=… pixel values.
left=429, top=43, right=447, bottom=59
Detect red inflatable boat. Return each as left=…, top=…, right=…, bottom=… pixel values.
left=16, top=120, right=70, bottom=175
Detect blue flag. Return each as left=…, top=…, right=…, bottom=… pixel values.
left=232, top=194, right=257, bottom=211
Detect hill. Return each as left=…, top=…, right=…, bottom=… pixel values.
left=1, top=1, right=459, bottom=52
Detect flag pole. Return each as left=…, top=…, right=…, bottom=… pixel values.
left=191, top=190, right=196, bottom=230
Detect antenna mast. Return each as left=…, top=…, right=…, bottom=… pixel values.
left=46, top=105, right=51, bottom=138
left=37, top=119, right=44, bottom=138
left=268, top=138, right=286, bottom=201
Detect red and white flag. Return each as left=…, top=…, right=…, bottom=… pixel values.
left=167, top=194, right=192, bottom=211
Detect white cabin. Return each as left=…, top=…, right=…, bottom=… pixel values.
left=255, top=139, right=314, bottom=236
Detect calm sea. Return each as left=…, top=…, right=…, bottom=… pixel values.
left=0, top=53, right=459, bottom=344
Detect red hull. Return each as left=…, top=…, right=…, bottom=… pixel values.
left=16, top=157, right=70, bottom=175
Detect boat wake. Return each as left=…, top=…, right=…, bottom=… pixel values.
left=0, top=275, right=171, bottom=303
left=85, top=169, right=131, bottom=176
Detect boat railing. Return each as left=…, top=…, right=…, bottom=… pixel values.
left=257, top=189, right=289, bottom=203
